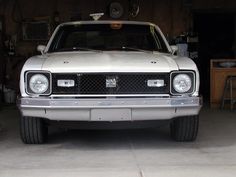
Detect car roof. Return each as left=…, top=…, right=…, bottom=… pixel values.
left=60, top=20, right=156, bottom=27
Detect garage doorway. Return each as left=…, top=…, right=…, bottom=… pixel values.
left=193, top=12, right=235, bottom=101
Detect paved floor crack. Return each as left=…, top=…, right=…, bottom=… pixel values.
left=127, top=135, right=145, bottom=177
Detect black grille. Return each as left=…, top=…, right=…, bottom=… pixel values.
left=52, top=73, right=170, bottom=95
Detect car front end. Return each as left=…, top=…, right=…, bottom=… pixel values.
left=17, top=21, right=202, bottom=144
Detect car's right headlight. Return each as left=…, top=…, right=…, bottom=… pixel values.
left=173, top=74, right=192, bottom=93
left=26, top=72, right=51, bottom=95
left=171, top=71, right=195, bottom=95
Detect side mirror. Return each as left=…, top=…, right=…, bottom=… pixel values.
left=170, top=45, right=178, bottom=55
left=37, top=45, right=46, bottom=55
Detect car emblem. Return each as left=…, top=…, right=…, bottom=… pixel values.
left=106, top=76, right=117, bottom=88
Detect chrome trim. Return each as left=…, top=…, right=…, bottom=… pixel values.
left=49, top=94, right=171, bottom=98
left=19, top=96, right=202, bottom=109
left=18, top=96, right=202, bottom=121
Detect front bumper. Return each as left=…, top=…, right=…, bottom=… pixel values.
left=18, top=96, right=202, bottom=121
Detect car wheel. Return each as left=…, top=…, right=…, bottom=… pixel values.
left=170, top=115, right=199, bottom=142
left=20, top=116, right=48, bottom=144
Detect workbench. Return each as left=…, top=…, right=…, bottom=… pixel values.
left=210, top=59, right=236, bottom=108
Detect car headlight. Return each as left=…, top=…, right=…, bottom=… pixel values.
left=29, top=74, right=49, bottom=94
left=172, top=72, right=194, bottom=94
left=26, top=72, right=51, bottom=95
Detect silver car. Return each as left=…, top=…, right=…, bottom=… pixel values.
left=18, top=21, right=202, bottom=144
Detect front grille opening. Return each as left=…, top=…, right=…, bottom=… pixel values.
left=52, top=73, right=170, bottom=95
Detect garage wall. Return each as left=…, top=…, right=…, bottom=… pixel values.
left=0, top=0, right=192, bottom=56
left=193, top=0, right=236, bottom=9
left=1, top=0, right=191, bottom=37
left=0, top=0, right=236, bottom=56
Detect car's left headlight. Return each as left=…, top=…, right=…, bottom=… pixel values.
left=29, top=74, right=49, bottom=94
left=26, top=72, right=51, bottom=95
left=171, top=71, right=195, bottom=94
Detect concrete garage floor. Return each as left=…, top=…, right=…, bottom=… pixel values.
left=0, top=106, right=236, bottom=177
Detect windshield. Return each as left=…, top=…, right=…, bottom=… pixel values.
left=48, top=23, right=169, bottom=53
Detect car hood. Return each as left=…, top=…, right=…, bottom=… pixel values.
left=41, top=51, right=179, bottom=73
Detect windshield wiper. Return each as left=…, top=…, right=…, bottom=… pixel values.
left=121, top=46, right=153, bottom=53
left=55, top=47, right=102, bottom=52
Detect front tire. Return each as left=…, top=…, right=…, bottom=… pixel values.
left=20, top=116, right=48, bottom=144
left=170, top=115, right=199, bottom=142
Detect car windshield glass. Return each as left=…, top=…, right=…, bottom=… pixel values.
left=48, top=23, right=169, bottom=53
left=55, top=46, right=102, bottom=52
